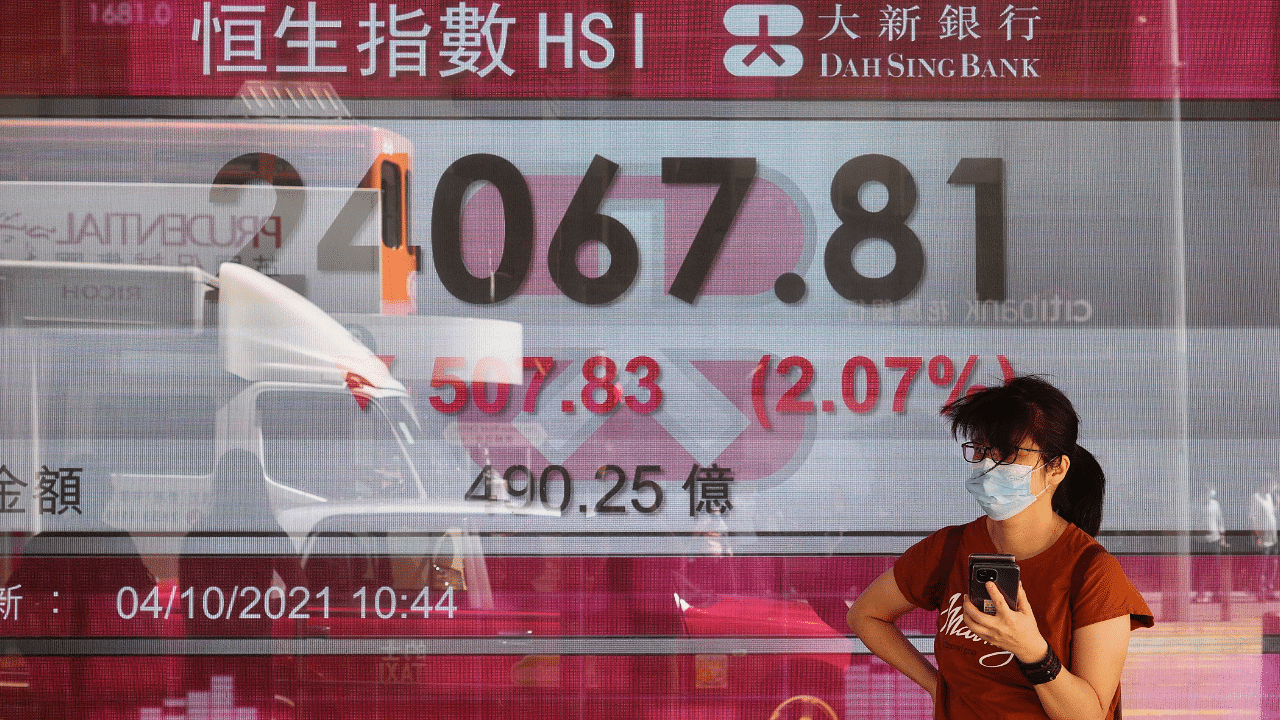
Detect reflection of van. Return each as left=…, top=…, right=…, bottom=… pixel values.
left=0, top=259, right=423, bottom=545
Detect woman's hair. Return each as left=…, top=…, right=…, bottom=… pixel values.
left=941, top=375, right=1106, bottom=536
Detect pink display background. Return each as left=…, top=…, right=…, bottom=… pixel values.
left=2, top=553, right=1276, bottom=719
left=9, top=0, right=1273, bottom=100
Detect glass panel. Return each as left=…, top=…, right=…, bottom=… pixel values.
left=2, top=2, right=1278, bottom=718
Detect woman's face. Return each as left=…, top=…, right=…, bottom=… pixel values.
left=1012, top=442, right=1053, bottom=495
left=987, top=444, right=1044, bottom=468
left=966, top=436, right=1046, bottom=467
left=968, top=438, right=1061, bottom=496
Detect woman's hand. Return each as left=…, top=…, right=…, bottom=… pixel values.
left=961, top=581, right=1049, bottom=663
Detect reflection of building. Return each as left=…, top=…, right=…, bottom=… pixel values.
left=138, top=675, right=257, bottom=720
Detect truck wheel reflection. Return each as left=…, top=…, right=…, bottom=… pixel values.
left=769, top=694, right=839, bottom=720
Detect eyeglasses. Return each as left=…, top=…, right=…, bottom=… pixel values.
left=961, top=442, right=1046, bottom=465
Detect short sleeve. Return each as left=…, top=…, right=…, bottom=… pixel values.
left=1073, top=550, right=1154, bottom=630
left=893, top=527, right=953, bottom=611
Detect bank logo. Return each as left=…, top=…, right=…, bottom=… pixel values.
left=723, top=4, right=804, bottom=77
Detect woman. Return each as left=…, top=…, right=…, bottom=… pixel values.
left=847, top=375, right=1152, bottom=720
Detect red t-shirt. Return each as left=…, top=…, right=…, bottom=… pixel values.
left=894, top=517, right=1154, bottom=720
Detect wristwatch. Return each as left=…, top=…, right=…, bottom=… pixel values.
left=1017, top=644, right=1062, bottom=685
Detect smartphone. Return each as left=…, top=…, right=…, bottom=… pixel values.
left=968, top=553, right=1020, bottom=614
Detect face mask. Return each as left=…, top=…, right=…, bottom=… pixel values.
left=966, top=459, right=1048, bottom=521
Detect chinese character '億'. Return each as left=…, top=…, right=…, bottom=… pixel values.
left=683, top=464, right=735, bottom=516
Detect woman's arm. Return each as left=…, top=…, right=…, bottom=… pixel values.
left=847, top=567, right=939, bottom=702
left=1043, top=614, right=1131, bottom=719
left=963, top=582, right=1131, bottom=720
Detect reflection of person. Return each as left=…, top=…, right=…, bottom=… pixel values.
left=1195, top=486, right=1228, bottom=603
left=847, top=376, right=1153, bottom=720
left=673, top=515, right=782, bottom=607
left=674, top=516, right=740, bottom=604
left=1249, top=479, right=1279, bottom=600
left=178, top=450, right=302, bottom=712
left=8, top=458, right=161, bottom=719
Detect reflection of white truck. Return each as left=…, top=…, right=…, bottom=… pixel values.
left=0, top=259, right=433, bottom=542
left=0, top=119, right=419, bottom=314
